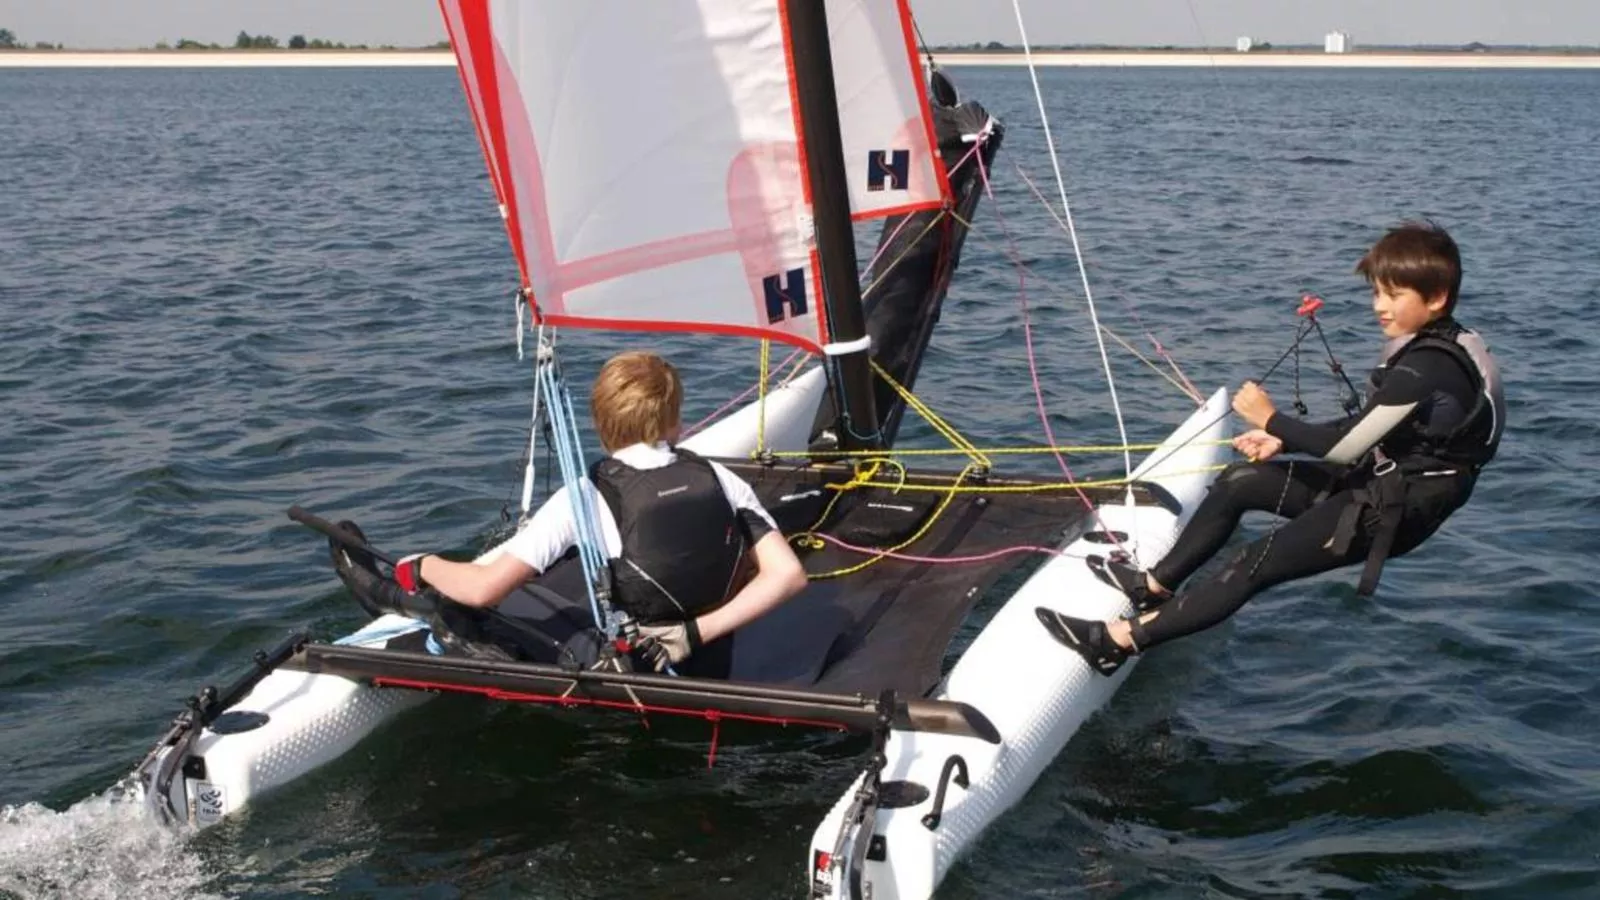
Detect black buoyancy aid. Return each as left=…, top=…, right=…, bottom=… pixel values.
left=588, top=448, right=747, bottom=625
left=1366, top=317, right=1505, bottom=473
left=1339, top=317, right=1504, bottom=596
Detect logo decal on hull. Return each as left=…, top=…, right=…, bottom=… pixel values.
left=193, top=781, right=227, bottom=825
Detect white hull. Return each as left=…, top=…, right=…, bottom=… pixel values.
left=144, top=368, right=832, bottom=825
left=139, top=374, right=1230, bottom=900
left=807, top=389, right=1231, bottom=900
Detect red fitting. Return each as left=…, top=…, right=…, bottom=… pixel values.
left=1297, top=294, right=1324, bottom=317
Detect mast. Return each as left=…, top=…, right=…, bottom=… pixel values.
left=784, top=0, right=882, bottom=451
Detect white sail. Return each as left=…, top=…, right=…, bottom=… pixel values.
left=440, top=0, right=947, bottom=353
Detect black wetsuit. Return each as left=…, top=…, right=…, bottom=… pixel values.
left=1133, top=320, right=1496, bottom=650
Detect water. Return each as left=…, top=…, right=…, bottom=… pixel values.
left=3, top=63, right=1599, bottom=898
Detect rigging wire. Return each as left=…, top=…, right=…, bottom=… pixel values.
left=969, top=152, right=1139, bottom=562
left=533, top=337, right=617, bottom=637
left=1008, top=0, right=1132, bottom=480
left=1006, top=164, right=1204, bottom=404
left=944, top=207, right=1205, bottom=403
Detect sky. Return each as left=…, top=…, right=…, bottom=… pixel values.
left=1, top=0, right=1596, bottom=50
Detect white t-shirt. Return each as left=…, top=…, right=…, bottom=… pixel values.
left=503, top=442, right=778, bottom=574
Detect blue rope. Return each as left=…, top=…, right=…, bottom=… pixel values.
left=535, top=352, right=614, bottom=636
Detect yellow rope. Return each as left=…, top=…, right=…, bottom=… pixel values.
left=797, top=463, right=980, bottom=579
left=755, top=339, right=770, bottom=455
left=764, top=439, right=1231, bottom=458
left=859, top=211, right=950, bottom=300
left=797, top=458, right=885, bottom=540
left=746, top=209, right=957, bottom=460
left=830, top=463, right=1228, bottom=494
left=869, top=360, right=991, bottom=468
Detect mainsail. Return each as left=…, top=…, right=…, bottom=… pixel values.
left=439, top=0, right=949, bottom=352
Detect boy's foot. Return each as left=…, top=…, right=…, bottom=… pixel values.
left=1034, top=607, right=1129, bottom=676
left=1087, top=554, right=1167, bottom=612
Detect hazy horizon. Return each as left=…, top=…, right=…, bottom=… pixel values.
left=2, top=1, right=1596, bottom=51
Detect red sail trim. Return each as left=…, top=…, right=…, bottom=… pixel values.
left=453, top=0, right=532, bottom=290
left=777, top=0, right=830, bottom=347
left=371, top=676, right=851, bottom=732
left=536, top=312, right=825, bottom=355
left=894, top=0, right=953, bottom=202
left=485, top=37, right=571, bottom=313
left=438, top=2, right=507, bottom=215
left=849, top=197, right=944, bottom=222
left=776, top=0, right=813, bottom=210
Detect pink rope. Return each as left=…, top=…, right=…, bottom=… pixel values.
left=1010, top=164, right=1203, bottom=407
left=858, top=140, right=985, bottom=279
left=973, top=150, right=1135, bottom=560
left=812, top=531, right=1075, bottom=565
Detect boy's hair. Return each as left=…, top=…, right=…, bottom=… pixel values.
left=1355, top=221, right=1462, bottom=314
left=590, top=351, right=683, bottom=452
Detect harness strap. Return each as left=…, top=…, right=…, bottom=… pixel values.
left=1328, top=450, right=1411, bottom=597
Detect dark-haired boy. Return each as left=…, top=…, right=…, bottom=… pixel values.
left=1038, top=221, right=1505, bottom=675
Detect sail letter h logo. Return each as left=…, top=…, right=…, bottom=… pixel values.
left=763, top=268, right=807, bottom=324
left=867, top=149, right=910, bottom=191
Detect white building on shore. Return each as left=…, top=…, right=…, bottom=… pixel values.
left=1236, top=36, right=1255, bottom=52
left=1325, top=31, right=1352, bottom=53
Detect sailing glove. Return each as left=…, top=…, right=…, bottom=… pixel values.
left=393, top=554, right=428, bottom=593
left=635, top=620, right=702, bottom=672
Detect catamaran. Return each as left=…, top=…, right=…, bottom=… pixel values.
left=129, top=3, right=1230, bottom=898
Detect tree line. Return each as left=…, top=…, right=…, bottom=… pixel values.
left=155, top=32, right=450, bottom=50
left=0, top=28, right=63, bottom=49
left=0, top=27, right=449, bottom=51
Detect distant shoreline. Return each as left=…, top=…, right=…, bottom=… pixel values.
left=939, top=50, right=1600, bottom=69
left=3, top=49, right=1600, bottom=70
left=0, top=50, right=456, bottom=69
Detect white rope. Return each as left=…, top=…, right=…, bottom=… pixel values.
left=1009, top=0, right=1132, bottom=480
left=518, top=323, right=547, bottom=520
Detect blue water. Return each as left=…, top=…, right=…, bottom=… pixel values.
left=2, top=63, right=1599, bottom=898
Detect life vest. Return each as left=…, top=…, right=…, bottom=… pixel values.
left=1336, top=317, right=1503, bottom=596
left=1366, top=317, right=1504, bottom=474
left=588, top=448, right=747, bottom=625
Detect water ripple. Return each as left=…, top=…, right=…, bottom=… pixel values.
left=2, top=64, right=1598, bottom=898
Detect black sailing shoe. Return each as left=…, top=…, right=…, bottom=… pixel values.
left=1086, top=553, right=1168, bottom=613
left=1035, top=607, right=1129, bottom=676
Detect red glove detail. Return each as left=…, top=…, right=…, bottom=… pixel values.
left=394, top=554, right=427, bottom=593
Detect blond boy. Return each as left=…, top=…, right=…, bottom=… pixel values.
left=381, top=352, right=807, bottom=676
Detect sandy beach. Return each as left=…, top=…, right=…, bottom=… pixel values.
left=3, top=49, right=1600, bottom=69
left=0, top=51, right=457, bottom=68
left=940, top=50, right=1600, bottom=69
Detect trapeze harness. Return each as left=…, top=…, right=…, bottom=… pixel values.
left=1333, top=318, right=1505, bottom=596
left=588, top=448, right=749, bottom=625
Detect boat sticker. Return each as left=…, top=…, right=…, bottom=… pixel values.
left=193, top=781, right=227, bottom=825
left=810, top=849, right=834, bottom=898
